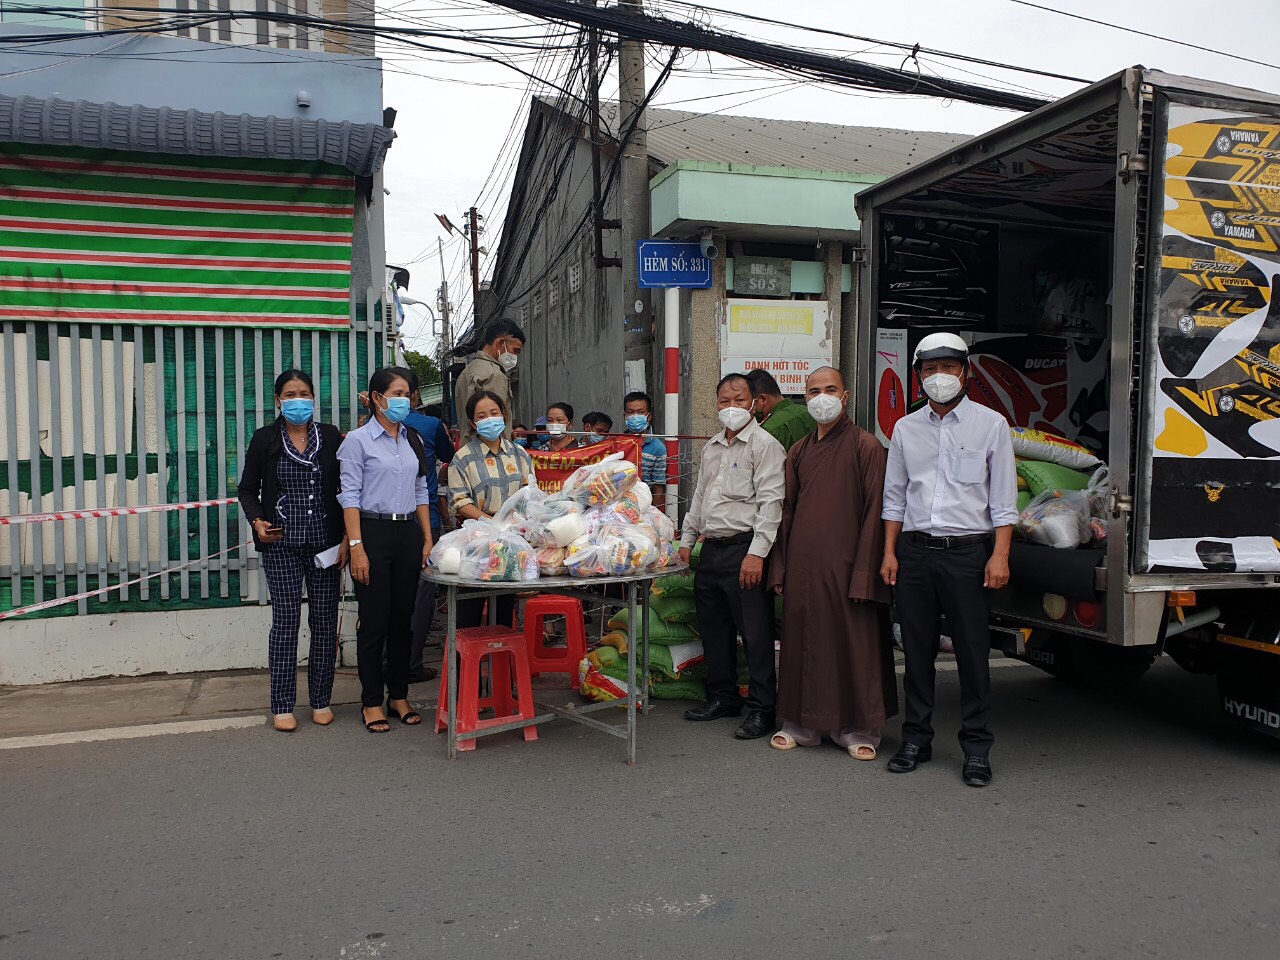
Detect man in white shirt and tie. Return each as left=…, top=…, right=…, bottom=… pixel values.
left=880, top=333, right=1018, bottom=787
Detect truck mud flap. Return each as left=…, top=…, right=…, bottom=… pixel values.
left=1215, top=597, right=1280, bottom=737
left=995, top=627, right=1070, bottom=676
left=1217, top=640, right=1280, bottom=737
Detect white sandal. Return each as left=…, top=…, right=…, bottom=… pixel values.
left=770, top=731, right=798, bottom=751
left=848, top=744, right=877, bottom=761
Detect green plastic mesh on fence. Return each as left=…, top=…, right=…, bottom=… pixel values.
left=1, top=312, right=381, bottom=620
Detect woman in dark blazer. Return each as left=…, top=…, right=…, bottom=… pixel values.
left=238, top=369, right=347, bottom=732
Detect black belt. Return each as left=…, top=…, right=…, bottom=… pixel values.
left=907, top=531, right=991, bottom=550
left=360, top=511, right=417, bottom=522
left=704, top=532, right=753, bottom=547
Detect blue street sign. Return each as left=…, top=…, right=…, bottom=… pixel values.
left=636, top=240, right=714, bottom=289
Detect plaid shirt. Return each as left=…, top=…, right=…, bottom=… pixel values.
left=275, top=422, right=328, bottom=548
left=448, top=437, right=534, bottom=517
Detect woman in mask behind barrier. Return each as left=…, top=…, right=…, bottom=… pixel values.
left=238, top=369, right=348, bottom=732
left=337, top=368, right=435, bottom=733
left=447, top=390, right=535, bottom=629
left=544, top=401, right=579, bottom=452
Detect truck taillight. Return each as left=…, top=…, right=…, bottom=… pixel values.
left=1168, top=591, right=1197, bottom=608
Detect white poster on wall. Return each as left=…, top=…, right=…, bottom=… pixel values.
left=720, top=298, right=831, bottom=394
left=872, top=327, right=909, bottom=446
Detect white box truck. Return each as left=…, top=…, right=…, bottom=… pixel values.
left=855, top=67, right=1280, bottom=736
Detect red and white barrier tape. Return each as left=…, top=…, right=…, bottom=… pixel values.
left=0, top=539, right=252, bottom=621
left=0, top=497, right=236, bottom=526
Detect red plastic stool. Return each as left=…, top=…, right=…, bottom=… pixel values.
left=435, top=626, right=538, bottom=752
left=523, top=595, right=588, bottom=689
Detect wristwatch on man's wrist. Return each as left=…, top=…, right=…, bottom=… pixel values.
left=348, top=539, right=363, bottom=548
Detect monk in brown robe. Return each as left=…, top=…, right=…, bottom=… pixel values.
left=767, top=367, right=897, bottom=759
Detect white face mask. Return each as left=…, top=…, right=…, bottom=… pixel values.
left=807, top=393, right=844, bottom=425
left=922, top=373, right=964, bottom=404
left=498, top=350, right=518, bottom=372
left=718, top=405, right=752, bottom=432
left=546, top=422, right=567, bottom=436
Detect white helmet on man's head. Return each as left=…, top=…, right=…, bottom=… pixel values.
left=912, top=332, right=969, bottom=369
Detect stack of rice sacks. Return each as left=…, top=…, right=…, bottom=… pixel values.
left=1010, top=427, right=1108, bottom=547
left=579, top=542, right=708, bottom=703
left=577, top=540, right=757, bottom=703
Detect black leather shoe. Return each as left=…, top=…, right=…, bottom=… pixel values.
left=684, top=698, right=744, bottom=722
left=886, top=742, right=932, bottom=773
left=962, top=755, right=993, bottom=787
left=733, top=710, right=776, bottom=740
left=407, top=666, right=439, bottom=684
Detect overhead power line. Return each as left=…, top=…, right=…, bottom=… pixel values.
left=482, top=0, right=1049, bottom=111
left=1004, top=0, right=1279, bottom=72
left=649, top=0, right=1091, bottom=84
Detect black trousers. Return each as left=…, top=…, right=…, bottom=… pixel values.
left=895, top=536, right=994, bottom=756
left=456, top=594, right=516, bottom=631
left=694, top=538, right=776, bottom=711
left=406, top=525, right=443, bottom=674
left=354, top=518, right=423, bottom=708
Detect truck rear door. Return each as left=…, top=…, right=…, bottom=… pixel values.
left=1135, top=86, right=1280, bottom=577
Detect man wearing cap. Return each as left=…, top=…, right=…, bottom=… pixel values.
left=880, top=333, right=1018, bottom=787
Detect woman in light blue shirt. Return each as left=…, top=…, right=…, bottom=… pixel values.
left=337, top=368, right=434, bottom=733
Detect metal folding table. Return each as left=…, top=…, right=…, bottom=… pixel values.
left=423, top=564, right=688, bottom=764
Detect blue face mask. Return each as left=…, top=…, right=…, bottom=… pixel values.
left=381, top=396, right=411, bottom=424
left=280, top=398, right=314, bottom=425
left=476, top=416, right=506, bottom=441
left=514, top=437, right=528, bottom=447
left=625, top=414, right=649, bottom=433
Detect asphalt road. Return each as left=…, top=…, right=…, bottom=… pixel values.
left=3, top=658, right=1278, bottom=960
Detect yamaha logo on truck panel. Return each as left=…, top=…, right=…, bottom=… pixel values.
left=1207, top=209, right=1260, bottom=243
left=1213, top=128, right=1267, bottom=155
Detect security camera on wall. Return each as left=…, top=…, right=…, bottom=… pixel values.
left=698, top=227, right=719, bottom=261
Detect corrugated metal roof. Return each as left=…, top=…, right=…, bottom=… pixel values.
left=645, top=106, right=967, bottom=175
left=591, top=101, right=968, bottom=176
left=0, top=94, right=395, bottom=176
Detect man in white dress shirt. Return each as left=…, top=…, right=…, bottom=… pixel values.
left=880, top=333, right=1018, bottom=787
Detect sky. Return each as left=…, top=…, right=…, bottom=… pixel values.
left=376, top=0, right=1280, bottom=356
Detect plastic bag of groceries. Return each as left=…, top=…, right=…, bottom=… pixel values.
left=600, top=524, right=660, bottom=576
left=429, top=519, right=499, bottom=574
left=534, top=544, right=568, bottom=577
left=561, top=452, right=639, bottom=506
left=1084, top=464, right=1110, bottom=542
left=643, top=506, right=676, bottom=545
left=564, top=523, right=656, bottom=579
left=562, top=536, right=609, bottom=578
left=653, top=539, right=680, bottom=570
left=631, top=480, right=654, bottom=512
left=522, top=495, right=586, bottom=548
left=597, top=492, right=645, bottom=526
left=457, top=529, right=538, bottom=582
left=492, top=477, right=545, bottom=531
left=1017, top=489, right=1091, bottom=549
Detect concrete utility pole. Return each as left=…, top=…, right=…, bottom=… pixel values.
left=588, top=0, right=620, bottom=269
left=468, top=205, right=483, bottom=337
left=437, top=236, right=452, bottom=359
left=618, top=0, right=651, bottom=389
left=438, top=236, right=455, bottom=424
